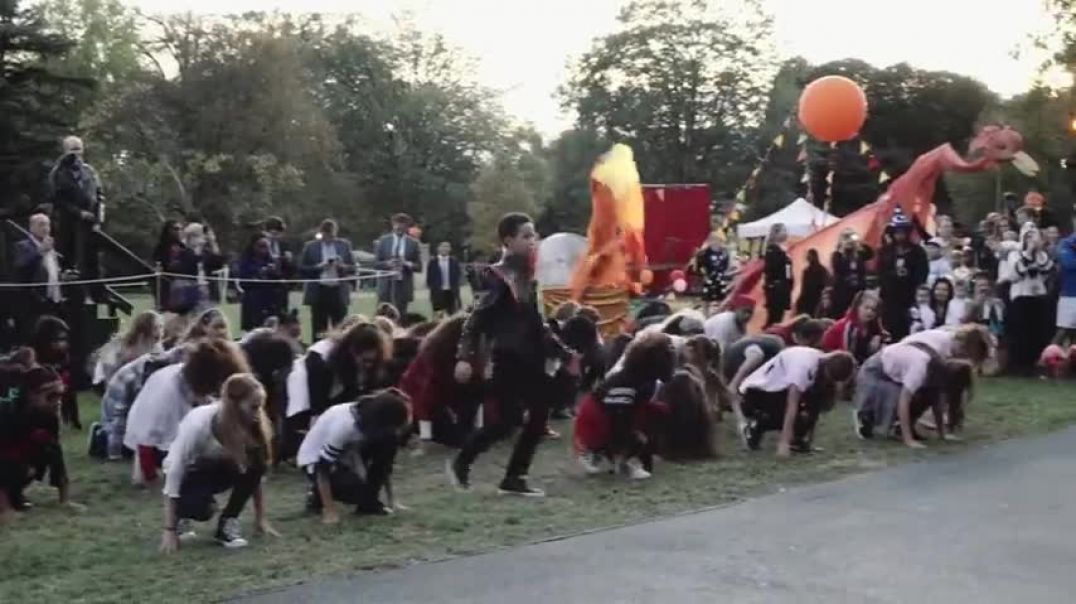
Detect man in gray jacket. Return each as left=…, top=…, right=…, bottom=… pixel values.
left=300, top=219, right=355, bottom=340
left=374, top=213, right=422, bottom=314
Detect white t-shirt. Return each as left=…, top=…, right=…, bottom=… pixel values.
left=739, top=346, right=823, bottom=394
left=704, top=312, right=744, bottom=353
left=161, top=403, right=228, bottom=498
left=901, top=328, right=955, bottom=358
left=123, top=363, right=199, bottom=451
left=909, top=304, right=936, bottom=334
left=880, top=343, right=932, bottom=395
left=296, top=402, right=363, bottom=468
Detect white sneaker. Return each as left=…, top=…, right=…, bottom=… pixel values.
left=175, top=518, right=197, bottom=542
left=619, top=458, right=651, bottom=480
left=215, top=517, right=249, bottom=549
left=578, top=453, right=605, bottom=475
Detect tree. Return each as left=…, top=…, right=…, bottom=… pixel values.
left=0, top=0, right=90, bottom=210
left=468, top=153, right=540, bottom=252
left=539, top=128, right=610, bottom=235
left=83, top=13, right=343, bottom=253
left=38, top=0, right=143, bottom=97
left=560, top=0, right=778, bottom=197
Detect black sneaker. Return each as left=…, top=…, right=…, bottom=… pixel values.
left=214, top=517, right=249, bottom=549
left=304, top=490, right=322, bottom=514
left=87, top=422, right=107, bottom=459
left=446, top=457, right=470, bottom=491
left=355, top=500, right=391, bottom=516
left=744, top=420, right=763, bottom=451
left=852, top=409, right=873, bottom=440
left=497, top=476, right=545, bottom=498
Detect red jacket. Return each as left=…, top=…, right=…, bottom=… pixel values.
left=820, top=305, right=887, bottom=362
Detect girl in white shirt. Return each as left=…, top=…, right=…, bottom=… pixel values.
left=298, top=388, right=410, bottom=524
left=159, top=374, right=279, bottom=553
left=738, top=347, right=855, bottom=457
left=125, top=339, right=250, bottom=484
left=853, top=342, right=974, bottom=448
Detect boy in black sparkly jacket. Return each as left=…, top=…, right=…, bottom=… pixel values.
left=447, top=213, right=576, bottom=497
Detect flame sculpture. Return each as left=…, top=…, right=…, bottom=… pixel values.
left=569, top=144, right=648, bottom=299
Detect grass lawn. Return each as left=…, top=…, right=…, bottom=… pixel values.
left=2, top=373, right=1074, bottom=602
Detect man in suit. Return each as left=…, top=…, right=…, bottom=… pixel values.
left=426, top=241, right=462, bottom=316
left=14, top=214, right=65, bottom=340
left=299, top=219, right=355, bottom=340
left=375, top=213, right=422, bottom=314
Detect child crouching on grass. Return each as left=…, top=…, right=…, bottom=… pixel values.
left=0, top=356, right=84, bottom=523
left=738, top=347, right=855, bottom=457
left=159, top=374, right=279, bottom=552
left=298, top=388, right=411, bottom=524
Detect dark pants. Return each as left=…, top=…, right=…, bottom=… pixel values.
left=430, top=289, right=459, bottom=315
left=1007, top=295, right=1052, bottom=375
left=742, top=388, right=820, bottom=445
left=310, top=285, right=347, bottom=340
left=457, top=358, right=549, bottom=479
left=306, top=437, right=398, bottom=512
left=176, top=458, right=266, bottom=522
left=379, top=280, right=410, bottom=315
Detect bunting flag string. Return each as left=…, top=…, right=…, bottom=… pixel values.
left=720, top=110, right=800, bottom=234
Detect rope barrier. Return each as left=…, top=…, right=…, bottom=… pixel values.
left=0, top=267, right=401, bottom=289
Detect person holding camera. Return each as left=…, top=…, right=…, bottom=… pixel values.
left=300, top=220, right=355, bottom=341
left=47, top=136, right=102, bottom=288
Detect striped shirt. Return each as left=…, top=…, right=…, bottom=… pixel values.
left=296, top=403, right=363, bottom=468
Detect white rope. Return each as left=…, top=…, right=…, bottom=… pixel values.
left=0, top=268, right=400, bottom=289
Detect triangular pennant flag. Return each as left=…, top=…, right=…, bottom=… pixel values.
left=797, top=133, right=807, bottom=145
left=829, top=141, right=838, bottom=149
left=879, top=171, right=891, bottom=184
left=825, top=171, right=834, bottom=184
left=773, top=134, right=785, bottom=148
left=801, top=171, right=810, bottom=183
left=782, top=116, right=792, bottom=128
left=750, top=167, right=761, bottom=179
left=735, top=189, right=746, bottom=202
left=859, top=140, right=871, bottom=154
left=796, top=148, right=807, bottom=163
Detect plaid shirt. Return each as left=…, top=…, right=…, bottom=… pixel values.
left=100, top=348, right=183, bottom=457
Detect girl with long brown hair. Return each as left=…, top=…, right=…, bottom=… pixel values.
left=160, top=374, right=279, bottom=552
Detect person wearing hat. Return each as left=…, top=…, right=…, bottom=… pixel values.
left=878, top=207, right=928, bottom=340
left=375, top=214, right=422, bottom=315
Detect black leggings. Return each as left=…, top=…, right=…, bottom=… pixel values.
left=742, top=388, right=820, bottom=444
left=307, top=437, right=398, bottom=512
left=456, top=359, right=549, bottom=479
left=176, top=458, right=266, bottom=522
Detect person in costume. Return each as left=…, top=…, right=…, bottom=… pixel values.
left=878, top=208, right=929, bottom=340
left=447, top=213, right=578, bottom=497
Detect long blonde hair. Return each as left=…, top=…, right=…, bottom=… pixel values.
left=215, top=374, right=272, bottom=467
left=121, top=310, right=161, bottom=355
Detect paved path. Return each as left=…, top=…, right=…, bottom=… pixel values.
left=244, top=428, right=1076, bottom=603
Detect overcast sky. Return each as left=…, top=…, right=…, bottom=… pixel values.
left=126, top=0, right=1066, bottom=138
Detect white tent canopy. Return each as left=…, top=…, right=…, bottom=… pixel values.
left=736, top=198, right=838, bottom=239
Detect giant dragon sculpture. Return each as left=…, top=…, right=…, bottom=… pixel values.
left=730, top=125, right=1039, bottom=328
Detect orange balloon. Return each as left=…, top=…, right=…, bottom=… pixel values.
left=639, top=269, right=654, bottom=285
left=798, top=76, right=868, bottom=142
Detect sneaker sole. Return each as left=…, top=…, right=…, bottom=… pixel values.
left=216, top=538, right=249, bottom=549
left=497, top=488, right=546, bottom=498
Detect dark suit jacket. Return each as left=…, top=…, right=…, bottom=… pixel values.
left=299, top=238, right=355, bottom=307
left=374, top=233, right=422, bottom=304
left=426, top=255, right=462, bottom=293
left=14, top=238, right=60, bottom=303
